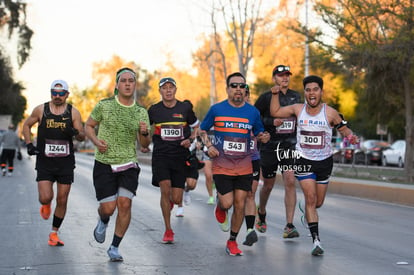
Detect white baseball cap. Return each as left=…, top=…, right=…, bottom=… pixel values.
left=50, top=79, right=69, bottom=91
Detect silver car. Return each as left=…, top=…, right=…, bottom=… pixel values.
left=382, top=140, right=406, bottom=168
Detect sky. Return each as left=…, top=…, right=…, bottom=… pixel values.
left=14, top=0, right=213, bottom=112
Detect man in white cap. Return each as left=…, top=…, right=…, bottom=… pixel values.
left=23, top=79, right=85, bottom=247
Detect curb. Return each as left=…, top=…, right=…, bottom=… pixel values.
left=329, top=178, right=414, bottom=207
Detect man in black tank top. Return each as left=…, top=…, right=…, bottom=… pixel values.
left=22, top=79, right=85, bottom=247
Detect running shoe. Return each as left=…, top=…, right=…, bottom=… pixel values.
left=255, top=220, right=267, bottom=233
left=175, top=207, right=184, bottom=217
left=107, top=245, right=123, bottom=262
left=243, top=229, right=258, bottom=246
left=184, top=191, right=191, bottom=205
left=214, top=204, right=229, bottom=232
left=226, top=240, right=243, bottom=256
left=40, top=203, right=51, bottom=220
left=207, top=196, right=215, bottom=205
left=311, top=239, right=324, bottom=256
left=7, top=172, right=12, bottom=177
left=255, top=206, right=267, bottom=233
left=2, top=168, right=5, bottom=176
left=283, top=225, right=300, bottom=238
left=162, top=229, right=174, bottom=244
left=48, top=231, right=64, bottom=246
left=93, top=219, right=108, bottom=243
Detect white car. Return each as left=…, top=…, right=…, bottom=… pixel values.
left=382, top=140, right=406, bottom=168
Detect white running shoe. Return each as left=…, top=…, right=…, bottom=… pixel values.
left=176, top=206, right=184, bottom=217
left=311, top=239, right=324, bottom=256
left=107, top=245, right=123, bottom=262
left=93, top=219, right=108, bottom=243
left=184, top=191, right=191, bottom=205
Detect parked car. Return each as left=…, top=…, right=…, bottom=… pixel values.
left=354, top=139, right=390, bottom=165
left=382, top=140, right=406, bottom=168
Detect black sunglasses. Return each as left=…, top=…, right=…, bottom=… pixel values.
left=229, top=83, right=247, bottom=89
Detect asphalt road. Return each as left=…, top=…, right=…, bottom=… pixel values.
left=0, top=152, right=413, bottom=275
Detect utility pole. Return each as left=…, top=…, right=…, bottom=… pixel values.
left=304, top=0, right=309, bottom=77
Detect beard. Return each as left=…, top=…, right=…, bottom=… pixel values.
left=231, top=96, right=244, bottom=105
left=52, top=98, right=64, bottom=106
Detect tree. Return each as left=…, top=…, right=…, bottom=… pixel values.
left=0, top=0, right=33, bottom=125
left=0, top=0, right=33, bottom=68
left=251, top=17, right=307, bottom=97
left=297, top=0, right=414, bottom=182
left=210, top=0, right=266, bottom=78
left=69, top=55, right=155, bottom=120
left=190, top=0, right=267, bottom=106
left=0, top=53, right=26, bottom=126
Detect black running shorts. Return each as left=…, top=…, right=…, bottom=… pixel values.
left=213, top=174, right=252, bottom=195
left=93, top=160, right=140, bottom=201
left=151, top=155, right=187, bottom=189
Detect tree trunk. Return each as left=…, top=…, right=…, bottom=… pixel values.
left=403, top=75, right=413, bottom=183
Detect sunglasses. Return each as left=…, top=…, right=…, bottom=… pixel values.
left=51, top=91, right=68, bottom=96
left=229, top=83, right=247, bottom=89
left=275, top=66, right=290, bottom=72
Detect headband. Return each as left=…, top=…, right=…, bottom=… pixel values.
left=114, top=69, right=136, bottom=95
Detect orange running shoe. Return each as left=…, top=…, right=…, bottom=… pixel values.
left=48, top=232, right=64, bottom=246
left=40, top=204, right=51, bottom=220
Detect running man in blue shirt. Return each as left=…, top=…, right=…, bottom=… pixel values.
left=200, top=72, right=270, bottom=256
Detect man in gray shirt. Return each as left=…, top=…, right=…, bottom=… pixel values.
left=0, top=124, right=21, bottom=176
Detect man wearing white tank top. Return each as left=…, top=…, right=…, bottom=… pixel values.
left=269, top=75, right=359, bottom=256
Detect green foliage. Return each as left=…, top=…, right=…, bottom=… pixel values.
left=251, top=77, right=272, bottom=97
left=0, top=0, right=33, bottom=125
left=298, top=0, right=414, bottom=181
left=0, top=0, right=33, bottom=68
left=296, top=0, right=413, bottom=139
left=0, top=51, right=26, bottom=125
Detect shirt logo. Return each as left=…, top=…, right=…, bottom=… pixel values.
left=173, top=113, right=183, bottom=119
